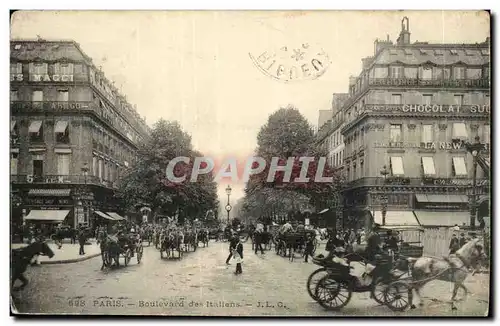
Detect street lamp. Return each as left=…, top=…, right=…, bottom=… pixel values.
left=467, top=136, right=484, bottom=228
left=380, top=165, right=390, bottom=226
left=225, top=185, right=232, bottom=225
left=80, top=163, right=90, bottom=227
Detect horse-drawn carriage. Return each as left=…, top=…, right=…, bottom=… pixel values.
left=275, top=229, right=317, bottom=261
left=377, top=225, right=424, bottom=258
left=159, top=230, right=184, bottom=259
left=101, top=232, right=143, bottom=269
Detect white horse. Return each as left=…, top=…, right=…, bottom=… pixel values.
left=408, top=238, right=487, bottom=310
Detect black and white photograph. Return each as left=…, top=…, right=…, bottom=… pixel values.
left=9, top=10, right=491, bottom=317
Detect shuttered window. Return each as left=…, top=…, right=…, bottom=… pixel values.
left=57, top=154, right=70, bottom=175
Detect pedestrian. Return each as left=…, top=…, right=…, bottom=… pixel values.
left=232, top=238, right=243, bottom=275
left=459, top=233, right=467, bottom=248
left=449, top=234, right=460, bottom=255
left=304, top=233, right=315, bottom=263
left=254, top=229, right=265, bottom=255
left=78, top=228, right=87, bottom=255
left=226, top=234, right=239, bottom=265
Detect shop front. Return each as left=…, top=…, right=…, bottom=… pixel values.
left=413, top=192, right=471, bottom=228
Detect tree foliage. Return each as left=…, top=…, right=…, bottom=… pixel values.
left=243, top=106, right=344, bottom=219
left=116, top=119, right=218, bottom=222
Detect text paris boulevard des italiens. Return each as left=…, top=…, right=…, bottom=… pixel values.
left=10, top=11, right=490, bottom=318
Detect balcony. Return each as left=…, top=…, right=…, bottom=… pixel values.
left=367, top=78, right=490, bottom=89
left=11, top=174, right=119, bottom=189
left=344, top=177, right=490, bottom=189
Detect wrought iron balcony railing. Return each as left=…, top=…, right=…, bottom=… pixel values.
left=344, top=176, right=490, bottom=188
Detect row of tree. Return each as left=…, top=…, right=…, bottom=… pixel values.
left=239, top=106, right=344, bottom=225
left=115, top=120, right=219, bottom=224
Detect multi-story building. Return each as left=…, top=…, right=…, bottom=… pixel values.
left=10, top=39, right=151, bottom=232
left=338, top=17, right=490, bottom=229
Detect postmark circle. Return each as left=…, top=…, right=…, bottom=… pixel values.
left=249, top=43, right=330, bottom=83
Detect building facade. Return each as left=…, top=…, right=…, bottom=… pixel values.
left=10, top=39, right=150, bottom=232
left=335, top=18, right=491, bottom=229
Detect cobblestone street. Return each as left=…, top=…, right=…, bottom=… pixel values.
left=11, top=241, right=489, bottom=316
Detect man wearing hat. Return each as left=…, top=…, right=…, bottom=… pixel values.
left=225, top=233, right=239, bottom=265
left=449, top=234, right=460, bottom=254
left=459, top=233, right=467, bottom=248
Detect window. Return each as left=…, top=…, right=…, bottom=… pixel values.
left=467, top=68, right=482, bottom=80
left=346, top=167, right=350, bottom=181
left=390, top=66, right=403, bottom=78
left=373, top=67, right=388, bottom=78
left=29, top=62, right=48, bottom=75
left=353, top=164, right=357, bottom=180
left=14, top=44, right=21, bottom=50
left=93, top=156, right=98, bottom=177
left=404, top=67, right=418, bottom=79
left=483, top=67, right=490, bottom=79
left=57, top=154, right=70, bottom=176
left=54, top=63, right=74, bottom=75
left=450, top=49, right=458, bottom=55
left=55, top=120, right=70, bottom=143
left=29, top=120, right=44, bottom=142
left=423, top=94, right=432, bottom=105
left=452, top=157, right=468, bottom=176
left=10, top=153, right=18, bottom=175
left=443, top=67, right=451, bottom=79
left=421, top=157, right=436, bottom=176
left=32, top=90, right=43, bottom=103
left=10, top=90, right=18, bottom=101
left=98, top=159, right=104, bottom=179
left=453, top=67, right=466, bottom=79
left=433, top=67, right=443, bottom=79
left=390, top=157, right=405, bottom=176
left=360, top=161, right=364, bottom=177
left=390, top=124, right=402, bottom=142
left=391, top=94, right=402, bottom=105
left=33, top=159, right=44, bottom=179
left=10, top=63, right=22, bottom=74
left=452, top=123, right=468, bottom=139
left=57, top=90, right=69, bottom=102
left=421, top=124, right=433, bottom=143
left=420, top=66, right=433, bottom=80
left=453, top=95, right=464, bottom=106
left=484, top=125, right=490, bottom=143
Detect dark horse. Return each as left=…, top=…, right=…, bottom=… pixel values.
left=11, top=241, right=54, bottom=291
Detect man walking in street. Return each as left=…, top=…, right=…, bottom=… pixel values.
left=226, top=234, right=239, bottom=265
left=449, top=234, right=460, bottom=255
left=78, top=228, right=87, bottom=255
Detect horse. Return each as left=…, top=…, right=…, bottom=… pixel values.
left=11, top=241, right=54, bottom=291
left=198, top=229, right=209, bottom=247
left=408, top=238, right=487, bottom=310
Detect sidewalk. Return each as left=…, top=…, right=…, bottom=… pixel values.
left=11, top=240, right=101, bottom=264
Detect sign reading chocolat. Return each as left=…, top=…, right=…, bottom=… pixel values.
left=366, top=104, right=490, bottom=114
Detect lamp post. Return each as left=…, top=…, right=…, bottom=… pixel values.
left=467, top=136, right=484, bottom=229
left=380, top=165, right=390, bottom=226
left=225, top=185, right=232, bottom=225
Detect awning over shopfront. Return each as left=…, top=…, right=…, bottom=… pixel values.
left=25, top=209, right=70, bottom=222
left=94, top=211, right=115, bottom=221
left=28, top=189, right=71, bottom=197
left=54, top=120, right=69, bottom=133
left=373, top=210, right=420, bottom=226
left=29, top=120, right=43, bottom=133
left=414, top=211, right=470, bottom=227
left=11, top=120, right=16, bottom=132
left=415, top=194, right=468, bottom=203
left=107, top=212, right=125, bottom=221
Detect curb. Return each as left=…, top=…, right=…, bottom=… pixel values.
left=40, top=252, right=101, bottom=265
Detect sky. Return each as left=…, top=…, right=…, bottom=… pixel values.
left=10, top=10, right=490, bottom=201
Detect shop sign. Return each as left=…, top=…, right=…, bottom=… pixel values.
left=26, top=198, right=71, bottom=206
left=367, top=104, right=489, bottom=114
left=11, top=101, right=92, bottom=110
left=423, top=178, right=489, bottom=187
left=29, top=74, right=74, bottom=82
left=373, top=141, right=490, bottom=151
left=11, top=74, right=23, bottom=81
left=369, top=78, right=489, bottom=88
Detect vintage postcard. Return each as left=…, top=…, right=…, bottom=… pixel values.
left=10, top=10, right=490, bottom=317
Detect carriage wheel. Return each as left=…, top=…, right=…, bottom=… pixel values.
left=314, top=275, right=352, bottom=310
left=124, top=249, right=131, bottom=266
left=307, top=268, right=329, bottom=301
left=383, top=281, right=412, bottom=312
left=371, top=276, right=390, bottom=305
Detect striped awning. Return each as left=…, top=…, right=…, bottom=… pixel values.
left=54, top=120, right=69, bottom=133
left=107, top=212, right=125, bottom=221
left=28, top=188, right=71, bottom=197
left=25, top=209, right=70, bottom=222
left=94, top=211, right=115, bottom=221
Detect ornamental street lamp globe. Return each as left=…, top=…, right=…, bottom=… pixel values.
left=225, top=185, right=232, bottom=195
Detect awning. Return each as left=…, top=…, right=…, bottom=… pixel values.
left=390, top=156, right=405, bottom=175
left=95, top=211, right=115, bottom=221
left=28, top=188, right=71, bottom=197
left=54, top=120, right=69, bottom=133
left=10, top=121, right=16, bottom=132
left=477, top=195, right=490, bottom=205
left=452, top=157, right=468, bottom=176
left=29, top=120, right=43, bottom=133
left=415, top=194, right=468, bottom=203
left=373, top=210, right=420, bottom=226
left=107, top=212, right=125, bottom=221
left=25, top=209, right=70, bottom=222
left=421, top=157, right=436, bottom=176
left=414, top=210, right=470, bottom=227
left=318, top=208, right=329, bottom=214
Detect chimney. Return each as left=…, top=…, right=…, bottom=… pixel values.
left=349, top=76, right=357, bottom=87
left=374, top=38, right=394, bottom=55
left=361, top=56, right=373, bottom=70
left=396, top=16, right=411, bottom=45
